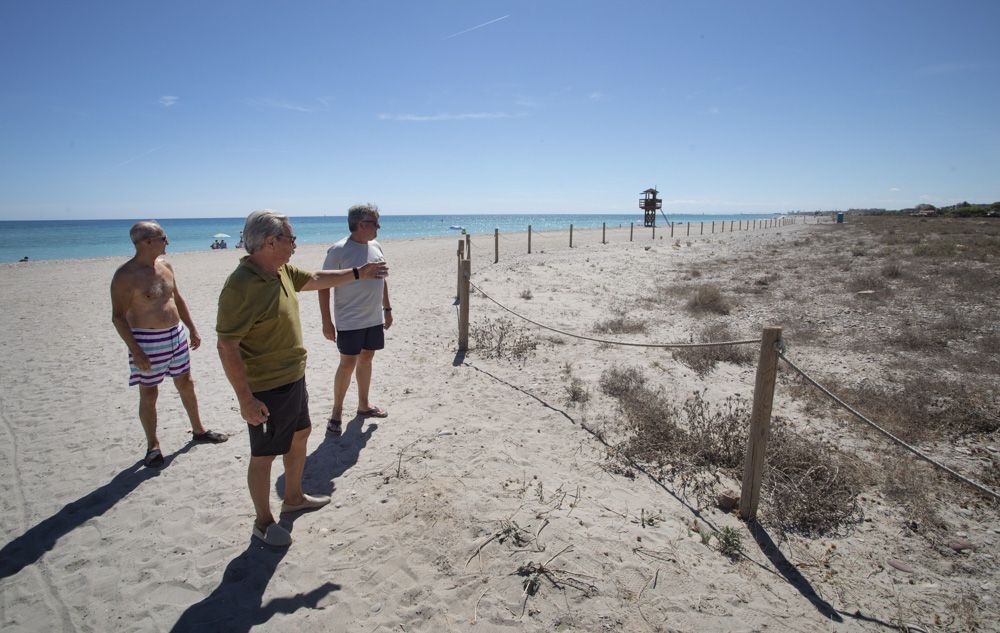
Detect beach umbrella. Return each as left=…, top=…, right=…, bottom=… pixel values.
left=213, top=233, right=231, bottom=238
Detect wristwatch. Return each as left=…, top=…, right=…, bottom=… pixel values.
left=352, top=267, right=359, bottom=280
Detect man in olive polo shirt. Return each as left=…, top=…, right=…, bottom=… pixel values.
left=217, top=209, right=388, bottom=547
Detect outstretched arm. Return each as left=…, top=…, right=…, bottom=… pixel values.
left=300, top=261, right=388, bottom=292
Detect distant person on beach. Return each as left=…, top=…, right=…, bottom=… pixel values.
left=110, top=221, right=228, bottom=469
left=319, top=203, right=392, bottom=436
left=18, top=256, right=28, bottom=262
left=216, top=209, right=388, bottom=547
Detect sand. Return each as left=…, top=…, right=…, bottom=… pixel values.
left=1, top=220, right=995, bottom=632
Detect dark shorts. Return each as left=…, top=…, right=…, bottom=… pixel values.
left=336, top=324, right=385, bottom=356
left=248, top=377, right=311, bottom=457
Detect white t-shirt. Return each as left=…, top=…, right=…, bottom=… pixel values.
left=322, top=237, right=386, bottom=331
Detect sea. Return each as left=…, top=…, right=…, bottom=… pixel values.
left=0, top=212, right=780, bottom=263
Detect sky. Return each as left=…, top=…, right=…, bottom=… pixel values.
left=1, top=1, right=998, bottom=220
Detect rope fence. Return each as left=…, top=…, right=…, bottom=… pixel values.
left=477, top=215, right=815, bottom=264
left=454, top=240, right=1000, bottom=519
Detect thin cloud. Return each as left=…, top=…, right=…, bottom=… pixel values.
left=889, top=187, right=901, bottom=192
left=588, top=91, right=605, bottom=101
left=378, top=112, right=519, bottom=122
left=112, top=146, right=162, bottom=169
left=446, top=14, right=509, bottom=39
left=245, top=97, right=330, bottom=113
left=159, top=96, right=178, bottom=107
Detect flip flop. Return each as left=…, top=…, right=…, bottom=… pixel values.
left=356, top=406, right=388, bottom=418
left=252, top=522, right=292, bottom=547
left=280, top=493, right=331, bottom=514
left=193, top=430, right=228, bottom=443
left=143, top=448, right=164, bottom=468
left=326, top=418, right=342, bottom=436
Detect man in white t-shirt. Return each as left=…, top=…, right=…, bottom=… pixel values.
left=319, top=204, right=393, bottom=435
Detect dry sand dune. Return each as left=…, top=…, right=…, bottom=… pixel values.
left=1, top=219, right=996, bottom=632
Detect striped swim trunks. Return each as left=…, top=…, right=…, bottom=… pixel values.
left=128, top=323, right=192, bottom=387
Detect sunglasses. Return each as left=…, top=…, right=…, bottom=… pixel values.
left=275, top=233, right=297, bottom=243
left=360, top=220, right=381, bottom=229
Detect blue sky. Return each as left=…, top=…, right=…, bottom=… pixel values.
left=1, top=1, right=998, bottom=220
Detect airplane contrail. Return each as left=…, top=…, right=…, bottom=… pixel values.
left=112, top=146, right=162, bottom=169
left=446, top=14, right=509, bottom=39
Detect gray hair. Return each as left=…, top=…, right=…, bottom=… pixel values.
left=242, top=209, right=288, bottom=254
left=130, top=221, right=163, bottom=244
left=348, top=203, right=380, bottom=232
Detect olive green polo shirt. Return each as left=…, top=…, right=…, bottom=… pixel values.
left=217, top=257, right=314, bottom=392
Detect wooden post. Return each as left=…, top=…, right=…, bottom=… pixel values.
left=569, top=224, right=573, bottom=248
left=686, top=222, right=690, bottom=236
left=458, top=259, right=471, bottom=351
left=456, top=240, right=464, bottom=298
left=494, top=228, right=499, bottom=264
left=630, top=222, right=634, bottom=242
left=700, top=221, right=704, bottom=235
left=730, top=220, right=734, bottom=232
left=652, top=224, right=656, bottom=240
left=602, top=222, right=606, bottom=244
left=528, top=225, right=532, bottom=254
left=670, top=222, right=674, bottom=238
left=739, top=326, right=782, bottom=522
left=465, top=233, right=471, bottom=261
left=712, top=221, right=715, bottom=234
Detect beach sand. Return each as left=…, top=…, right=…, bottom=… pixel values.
left=1, top=220, right=996, bottom=632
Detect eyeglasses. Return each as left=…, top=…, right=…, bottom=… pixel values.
left=275, top=233, right=297, bottom=243
left=360, top=220, right=381, bottom=229
left=148, top=235, right=168, bottom=242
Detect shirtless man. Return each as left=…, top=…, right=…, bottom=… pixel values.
left=111, top=221, right=228, bottom=468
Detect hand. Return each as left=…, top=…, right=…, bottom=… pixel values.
left=383, top=310, right=393, bottom=330
left=239, top=397, right=270, bottom=426
left=188, top=329, right=201, bottom=350
left=132, top=350, right=152, bottom=371
left=358, top=261, right=388, bottom=280
left=323, top=321, right=337, bottom=342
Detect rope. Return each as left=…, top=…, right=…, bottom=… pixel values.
left=777, top=350, right=1000, bottom=503
left=466, top=279, right=760, bottom=349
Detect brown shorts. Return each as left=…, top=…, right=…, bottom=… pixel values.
left=248, top=377, right=311, bottom=456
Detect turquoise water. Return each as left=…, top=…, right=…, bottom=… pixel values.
left=0, top=213, right=779, bottom=263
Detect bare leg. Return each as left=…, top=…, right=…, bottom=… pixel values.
left=138, top=385, right=159, bottom=451
left=248, top=454, right=277, bottom=530
left=331, top=354, right=359, bottom=419
left=355, top=349, right=376, bottom=411
left=282, top=427, right=311, bottom=506
left=172, top=372, right=206, bottom=434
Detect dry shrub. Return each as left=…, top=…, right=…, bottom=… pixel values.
left=565, top=376, right=590, bottom=405
left=892, top=327, right=945, bottom=352
left=671, top=323, right=755, bottom=376
left=846, top=272, right=888, bottom=293
left=913, top=240, right=958, bottom=257
left=879, top=457, right=949, bottom=536
left=762, top=420, right=865, bottom=535
left=826, top=377, right=1000, bottom=441
left=470, top=317, right=537, bottom=362
left=594, top=313, right=647, bottom=334
left=880, top=261, right=904, bottom=278
left=686, top=284, right=731, bottom=315
left=601, top=367, right=862, bottom=533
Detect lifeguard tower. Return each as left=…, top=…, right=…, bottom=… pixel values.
left=640, top=188, right=661, bottom=227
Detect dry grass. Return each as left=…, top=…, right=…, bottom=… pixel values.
left=600, top=366, right=864, bottom=533
left=671, top=323, right=755, bottom=376
left=470, top=317, right=538, bottom=362
left=686, top=284, right=732, bottom=315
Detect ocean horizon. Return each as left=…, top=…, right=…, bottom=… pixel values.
left=0, top=212, right=781, bottom=263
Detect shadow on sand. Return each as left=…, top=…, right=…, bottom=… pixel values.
left=0, top=442, right=196, bottom=580
left=170, top=418, right=376, bottom=632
